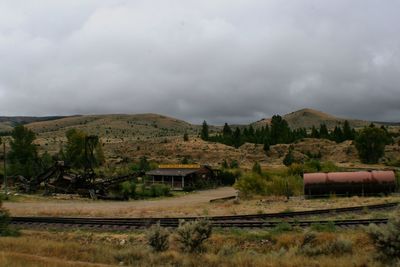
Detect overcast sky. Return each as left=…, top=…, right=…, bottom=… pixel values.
left=0, top=0, right=399, bottom=124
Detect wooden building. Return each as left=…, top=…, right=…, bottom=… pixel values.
left=146, top=164, right=215, bottom=190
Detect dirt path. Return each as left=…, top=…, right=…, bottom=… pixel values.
left=4, top=187, right=237, bottom=217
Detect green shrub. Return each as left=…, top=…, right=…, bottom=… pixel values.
left=252, top=162, right=262, bottom=175
left=287, top=163, right=304, bottom=176
left=234, top=173, right=268, bottom=197
left=146, top=223, right=170, bottom=252
left=367, top=209, right=400, bottom=263
left=183, top=186, right=195, bottom=192
left=272, top=222, right=292, bottom=234
left=234, top=172, right=303, bottom=197
left=310, top=221, right=336, bottom=232
left=149, top=184, right=171, bottom=197
left=304, top=159, right=322, bottom=172
left=120, top=181, right=136, bottom=199
left=229, top=160, right=239, bottom=169
left=267, top=175, right=303, bottom=196
left=176, top=219, right=212, bottom=253
left=283, top=150, right=295, bottom=166
left=299, top=232, right=352, bottom=257
left=217, top=170, right=236, bottom=186
left=320, top=161, right=339, bottom=172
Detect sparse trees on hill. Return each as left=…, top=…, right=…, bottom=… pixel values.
left=201, top=116, right=361, bottom=150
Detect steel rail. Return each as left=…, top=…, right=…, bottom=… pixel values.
left=10, top=202, right=398, bottom=226
left=10, top=217, right=389, bottom=229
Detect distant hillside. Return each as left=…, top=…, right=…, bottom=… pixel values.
left=2, top=110, right=399, bottom=168
left=0, top=116, right=67, bottom=132
left=26, top=113, right=200, bottom=139
left=253, top=108, right=373, bottom=129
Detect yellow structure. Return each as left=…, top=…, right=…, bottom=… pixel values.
left=158, top=164, right=201, bottom=169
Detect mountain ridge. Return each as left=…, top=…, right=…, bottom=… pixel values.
left=1, top=108, right=398, bottom=134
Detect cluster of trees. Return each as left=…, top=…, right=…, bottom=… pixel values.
left=202, top=116, right=395, bottom=164
left=201, top=116, right=360, bottom=150
left=5, top=125, right=104, bottom=179
left=355, top=125, right=391, bottom=164
left=201, top=115, right=306, bottom=150
left=309, top=120, right=356, bottom=143
left=59, top=129, right=105, bottom=170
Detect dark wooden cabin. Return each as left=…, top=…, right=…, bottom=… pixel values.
left=146, top=164, right=215, bottom=190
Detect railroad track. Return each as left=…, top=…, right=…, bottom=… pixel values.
left=11, top=217, right=388, bottom=229
left=10, top=202, right=397, bottom=229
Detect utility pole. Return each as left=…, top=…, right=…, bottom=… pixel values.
left=3, top=140, right=7, bottom=196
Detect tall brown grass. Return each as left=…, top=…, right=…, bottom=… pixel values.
left=0, top=228, right=384, bottom=267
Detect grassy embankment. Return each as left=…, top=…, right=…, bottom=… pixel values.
left=0, top=225, right=388, bottom=267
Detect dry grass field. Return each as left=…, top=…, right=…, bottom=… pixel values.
left=0, top=225, right=392, bottom=267
left=4, top=187, right=400, bottom=218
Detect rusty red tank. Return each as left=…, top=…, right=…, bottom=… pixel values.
left=304, top=171, right=396, bottom=197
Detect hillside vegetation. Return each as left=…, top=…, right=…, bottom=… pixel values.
left=1, top=109, right=398, bottom=168
left=254, top=108, right=374, bottom=129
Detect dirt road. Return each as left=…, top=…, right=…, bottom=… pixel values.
left=4, top=187, right=237, bottom=218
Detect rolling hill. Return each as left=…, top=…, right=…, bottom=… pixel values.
left=0, top=116, right=67, bottom=132
left=0, top=109, right=398, bottom=168
left=253, top=108, right=373, bottom=129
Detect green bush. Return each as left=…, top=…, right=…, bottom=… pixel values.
left=310, top=221, right=336, bottom=232
left=299, top=232, right=352, bottom=257
left=217, top=170, right=236, bottom=186
left=182, top=186, right=195, bottom=192
left=120, top=181, right=137, bottom=199
left=272, top=222, right=292, bottom=234
left=252, top=162, right=262, bottom=175
left=176, top=219, right=212, bottom=253
left=146, top=223, right=170, bottom=252
left=304, top=160, right=322, bottom=172
left=283, top=150, right=295, bottom=166
left=267, top=175, right=303, bottom=196
left=149, top=184, right=171, bottom=197
left=367, top=209, right=400, bottom=263
left=139, top=184, right=171, bottom=198
left=229, top=160, right=239, bottom=169
left=287, top=163, right=304, bottom=176
left=234, top=172, right=303, bottom=197
left=292, top=161, right=339, bottom=174
left=234, top=173, right=268, bottom=197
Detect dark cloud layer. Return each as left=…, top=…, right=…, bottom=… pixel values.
left=0, top=0, right=399, bottom=124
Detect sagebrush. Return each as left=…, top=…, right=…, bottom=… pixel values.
left=367, top=209, right=400, bottom=263
left=176, top=219, right=212, bottom=253
left=146, top=223, right=169, bottom=252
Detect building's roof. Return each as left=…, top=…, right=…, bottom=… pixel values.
left=304, top=171, right=395, bottom=185
left=146, top=168, right=200, bottom=177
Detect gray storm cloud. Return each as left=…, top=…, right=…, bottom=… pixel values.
left=0, top=0, right=399, bottom=124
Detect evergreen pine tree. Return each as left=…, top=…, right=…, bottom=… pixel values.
left=201, top=121, right=209, bottom=141
left=319, top=124, right=329, bottom=139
